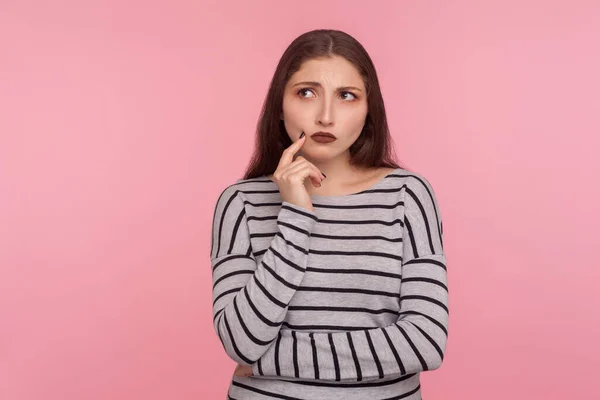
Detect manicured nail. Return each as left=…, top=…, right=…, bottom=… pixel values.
left=299, top=132, right=305, bottom=138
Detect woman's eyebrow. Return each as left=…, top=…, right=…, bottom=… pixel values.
left=291, top=81, right=362, bottom=92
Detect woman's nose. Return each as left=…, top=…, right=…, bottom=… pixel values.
left=317, top=102, right=334, bottom=126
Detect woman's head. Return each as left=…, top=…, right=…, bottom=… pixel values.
left=243, top=29, right=403, bottom=179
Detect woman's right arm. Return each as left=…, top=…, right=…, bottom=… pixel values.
left=210, top=185, right=318, bottom=366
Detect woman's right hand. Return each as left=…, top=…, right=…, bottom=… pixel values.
left=271, top=132, right=325, bottom=213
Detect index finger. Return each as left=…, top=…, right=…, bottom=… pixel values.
left=277, top=131, right=306, bottom=168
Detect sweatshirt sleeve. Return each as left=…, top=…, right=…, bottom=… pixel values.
left=251, top=175, right=448, bottom=381
left=210, top=185, right=318, bottom=366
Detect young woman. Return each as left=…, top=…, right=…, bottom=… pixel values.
left=210, top=29, right=448, bottom=399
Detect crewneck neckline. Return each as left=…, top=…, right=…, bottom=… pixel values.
left=264, top=168, right=403, bottom=201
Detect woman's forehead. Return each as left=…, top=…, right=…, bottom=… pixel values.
left=289, top=57, right=364, bottom=89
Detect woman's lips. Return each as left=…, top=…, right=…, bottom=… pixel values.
left=311, top=132, right=337, bottom=143
left=311, top=135, right=337, bottom=143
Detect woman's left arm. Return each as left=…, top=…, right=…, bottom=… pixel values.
left=251, top=175, right=449, bottom=381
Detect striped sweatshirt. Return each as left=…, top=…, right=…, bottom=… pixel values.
left=209, top=168, right=448, bottom=400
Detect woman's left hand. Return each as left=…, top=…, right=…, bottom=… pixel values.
left=234, top=364, right=253, bottom=377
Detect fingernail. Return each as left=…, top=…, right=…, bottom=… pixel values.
left=322, top=173, right=327, bottom=178
left=299, top=132, right=305, bottom=138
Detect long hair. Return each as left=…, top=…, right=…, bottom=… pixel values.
left=243, top=29, right=405, bottom=180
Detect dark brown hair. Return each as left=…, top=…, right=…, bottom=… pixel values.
left=243, top=29, right=405, bottom=180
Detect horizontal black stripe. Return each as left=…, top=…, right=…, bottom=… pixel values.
left=247, top=215, right=277, bottom=222
left=212, top=254, right=253, bottom=272
left=297, top=286, right=399, bottom=297
left=276, top=372, right=417, bottom=388
left=281, top=322, right=377, bottom=331
left=288, top=305, right=399, bottom=315
left=316, top=218, right=403, bottom=226
left=311, top=232, right=402, bottom=242
left=381, top=383, right=421, bottom=400
left=402, top=277, right=448, bottom=291
left=231, top=380, right=302, bottom=399
left=354, top=187, right=405, bottom=195
left=255, top=233, right=402, bottom=258
left=277, top=220, right=311, bottom=235
left=281, top=203, right=319, bottom=221
left=242, top=200, right=284, bottom=208
left=312, top=200, right=405, bottom=210
left=242, top=197, right=405, bottom=210
left=403, top=256, right=446, bottom=270
left=213, top=286, right=243, bottom=306
left=252, top=231, right=402, bottom=243
left=307, top=267, right=401, bottom=279
left=213, top=269, right=253, bottom=289
left=309, top=249, right=402, bottom=261
left=243, top=200, right=319, bottom=221
left=249, top=232, right=277, bottom=238
left=400, top=294, right=449, bottom=313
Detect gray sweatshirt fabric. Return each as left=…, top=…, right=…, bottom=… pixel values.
left=209, top=168, right=448, bottom=400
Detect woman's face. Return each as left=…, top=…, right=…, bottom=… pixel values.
left=281, top=56, right=368, bottom=161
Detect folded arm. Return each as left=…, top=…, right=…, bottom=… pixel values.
left=210, top=185, right=318, bottom=365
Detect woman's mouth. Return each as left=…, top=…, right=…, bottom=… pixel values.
left=310, top=131, right=337, bottom=143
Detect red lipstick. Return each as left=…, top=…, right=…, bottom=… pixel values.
left=311, top=131, right=337, bottom=143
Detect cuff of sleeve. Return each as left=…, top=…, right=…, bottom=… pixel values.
left=278, top=201, right=318, bottom=232
left=251, top=362, right=262, bottom=377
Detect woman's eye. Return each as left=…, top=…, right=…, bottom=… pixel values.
left=298, top=88, right=314, bottom=98
left=341, top=92, right=357, bottom=101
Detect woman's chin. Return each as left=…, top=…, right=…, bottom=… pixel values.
left=301, top=151, right=334, bottom=162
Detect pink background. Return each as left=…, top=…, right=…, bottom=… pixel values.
left=1, top=1, right=599, bottom=399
